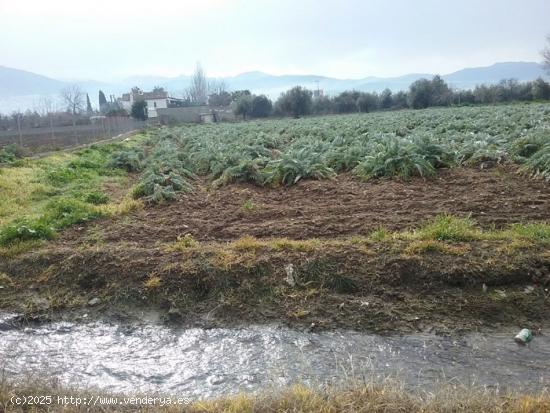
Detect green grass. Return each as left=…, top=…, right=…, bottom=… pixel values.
left=0, top=139, right=145, bottom=246
left=414, top=214, right=480, bottom=242
left=502, top=222, right=550, bottom=243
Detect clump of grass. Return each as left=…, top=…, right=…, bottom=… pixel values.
left=97, top=197, right=142, bottom=216
left=232, top=235, right=265, bottom=251
left=144, top=275, right=161, bottom=289
left=83, top=191, right=109, bottom=205
left=369, top=228, right=390, bottom=242
left=212, top=248, right=257, bottom=269
left=507, top=222, right=550, bottom=243
left=0, top=219, right=55, bottom=245
left=415, top=214, right=480, bottom=242
left=168, top=234, right=199, bottom=251
left=241, top=199, right=257, bottom=212
left=43, top=198, right=103, bottom=228
left=0, top=144, right=25, bottom=163
left=0, top=271, right=13, bottom=286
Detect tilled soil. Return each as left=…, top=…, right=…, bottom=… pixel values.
left=63, top=167, right=549, bottom=246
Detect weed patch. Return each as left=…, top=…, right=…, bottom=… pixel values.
left=414, top=214, right=480, bottom=242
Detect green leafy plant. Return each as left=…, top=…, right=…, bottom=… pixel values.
left=109, top=149, right=145, bottom=172
left=0, top=220, right=55, bottom=245
left=353, top=136, right=438, bottom=180
left=522, top=143, right=550, bottom=181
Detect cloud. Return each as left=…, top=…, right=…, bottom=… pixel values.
left=1, top=0, right=549, bottom=80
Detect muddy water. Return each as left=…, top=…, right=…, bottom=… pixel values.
left=0, top=313, right=548, bottom=399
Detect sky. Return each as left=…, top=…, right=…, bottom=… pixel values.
left=1, top=0, right=549, bottom=81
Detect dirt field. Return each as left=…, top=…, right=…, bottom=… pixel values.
left=1, top=166, right=549, bottom=334
left=62, top=166, right=550, bottom=246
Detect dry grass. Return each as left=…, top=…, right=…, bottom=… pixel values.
left=158, top=217, right=550, bottom=274
left=96, top=197, right=143, bottom=216
left=143, top=275, right=162, bottom=289
left=0, top=240, right=43, bottom=258
left=0, top=271, right=13, bottom=286
left=1, top=378, right=549, bottom=413
left=231, top=235, right=265, bottom=251
left=167, top=234, right=200, bottom=251
left=270, top=238, right=318, bottom=252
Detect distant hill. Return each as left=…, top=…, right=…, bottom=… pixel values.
left=0, top=62, right=547, bottom=113
left=0, top=66, right=67, bottom=96
left=443, top=62, right=547, bottom=88
left=230, top=62, right=547, bottom=96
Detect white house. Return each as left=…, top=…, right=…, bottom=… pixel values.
left=118, top=88, right=184, bottom=118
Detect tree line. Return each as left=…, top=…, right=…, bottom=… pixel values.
left=221, top=75, right=550, bottom=120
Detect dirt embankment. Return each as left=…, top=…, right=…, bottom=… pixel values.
left=1, top=237, right=549, bottom=334
left=1, top=167, right=549, bottom=334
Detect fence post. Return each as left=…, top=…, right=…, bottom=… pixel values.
left=49, top=115, right=55, bottom=144
left=17, top=115, right=23, bottom=147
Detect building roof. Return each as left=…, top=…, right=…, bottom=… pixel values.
left=141, top=91, right=168, bottom=100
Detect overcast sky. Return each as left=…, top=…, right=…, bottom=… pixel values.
left=1, top=0, right=549, bottom=81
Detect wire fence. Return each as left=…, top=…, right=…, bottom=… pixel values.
left=0, top=117, right=148, bottom=154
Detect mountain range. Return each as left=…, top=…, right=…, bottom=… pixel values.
left=0, top=61, right=547, bottom=114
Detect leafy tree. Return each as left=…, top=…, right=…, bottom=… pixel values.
left=98, top=91, right=107, bottom=106
left=357, top=92, right=379, bottom=113
left=276, top=86, right=313, bottom=118
left=231, top=90, right=251, bottom=101
left=209, top=91, right=232, bottom=107
left=430, top=75, right=452, bottom=106
left=496, top=79, right=520, bottom=102
left=408, top=76, right=451, bottom=109
left=234, top=95, right=253, bottom=119
left=543, top=34, right=550, bottom=73
left=380, top=88, right=393, bottom=109
left=473, top=84, right=497, bottom=104
left=408, top=79, right=433, bottom=109
left=312, top=96, right=334, bottom=115
left=251, top=95, right=273, bottom=118
left=334, top=91, right=359, bottom=113
left=99, top=90, right=108, bottom=114
left=86, top=93, right=93, bottom=114
left=392, top=91, right=409, bottom=109
left=131, top=100, right=148, bottom=120
left=532, top=78, right=550, bottom=100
